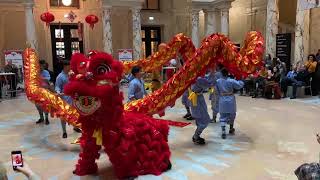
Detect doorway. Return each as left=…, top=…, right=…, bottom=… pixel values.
left=50, top=23, right=84, bottom=77
left=141, top=26, right=161, bottom=59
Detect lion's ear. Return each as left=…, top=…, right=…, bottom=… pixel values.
left=71, top=53, right=87, bottom=74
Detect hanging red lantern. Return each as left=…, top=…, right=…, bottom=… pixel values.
left=40, top=12, right=55, bottom=26
left=85, top=14, right=99, bottom=29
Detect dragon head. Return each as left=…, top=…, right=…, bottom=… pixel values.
left=64, top=51, right=123, bottom=116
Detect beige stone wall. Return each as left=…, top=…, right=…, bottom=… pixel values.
left=229, top=0, right=267, bottom=45
left=310, top=8, right=320, bottom=54
left=0, top=4, right=26, bottom=66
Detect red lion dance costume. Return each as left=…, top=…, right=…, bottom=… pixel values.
left=24, top=32, right=264, bottom=179
left=64, top=52, right=171, bottom=179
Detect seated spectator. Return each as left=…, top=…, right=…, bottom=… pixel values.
left=264, top=67, right=281, bottom=99
left=252, top=68, right=268, bottom=98
left=240, top=74, right=255, bottom=96
left=290, top=65, right=310, bottom=99
left=280, top=66, right=298, bottom=98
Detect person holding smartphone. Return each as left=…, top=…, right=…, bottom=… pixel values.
left=1, top=151, right=39, bottom=180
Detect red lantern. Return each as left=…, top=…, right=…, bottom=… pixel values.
left=40, top=12, right=55, bottom=26
left=85, top=15, right=99, bottom=29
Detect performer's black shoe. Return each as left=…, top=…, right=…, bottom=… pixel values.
left=73, top=128, right=82, bottom=133
left=123, top=176, right=137, bottom=180
left=192, top=137, right=206, bottom=145
left=229, top=128, right=235, bottom=135
left=186, top=116, right=195, bottom=120
left=211, top=116, right=217, bottom=123
left=36, top=119, right=44, bottom=124
left=183, top=113, right=191, bottom=119
left=45, top=119, right=50, bottom=125
left=62, top=133, right=67, bottom=138
left=221, top=133, right=227, bottom=139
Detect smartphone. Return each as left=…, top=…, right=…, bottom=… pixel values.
left=11, top=151, right=23, bottom=170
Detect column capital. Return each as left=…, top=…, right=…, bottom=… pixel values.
left=102, top=5, right=112, bottom=10
left=202, top=8, right=220, bottom=13
left=130, top=6, right=142, bottom=12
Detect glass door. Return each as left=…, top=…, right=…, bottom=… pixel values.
left=141, top=26, right=161, bottom=59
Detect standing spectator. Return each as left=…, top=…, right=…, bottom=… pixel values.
left=305, top=54, right=318, bottom=95
left=316, top=49, right=320, bottom=61
left=264, top=54, right=272, bottom=67
left=4, top=60, right=18, bottom=97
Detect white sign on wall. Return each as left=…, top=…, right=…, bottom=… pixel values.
left=4, top=50, right=23, bottom=69
left=300, top=0, right=320, bottom=10
left=118, top=49, right=133, bottom=61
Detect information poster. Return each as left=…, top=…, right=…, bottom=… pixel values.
left=118, top=49, right=133, bottom=61
left=4, top=50, right=24, bottom=86
left=276, top=33, right=291, bottom=70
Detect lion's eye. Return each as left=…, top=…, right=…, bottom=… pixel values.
left=96, top=64, right=111, bottom=75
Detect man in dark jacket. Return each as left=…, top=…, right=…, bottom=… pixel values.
left=290, top=65, right=310, bottom=99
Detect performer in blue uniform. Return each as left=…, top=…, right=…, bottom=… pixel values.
left=188, top=71, right=215, bottom=145
left=216, top=68, right=244, bottom=139
left=55, top=61, right=81, bottom=138
left=35, top=60, right=51, bottom=125
left=182, top=90, right=194, bottom=120
left=128, top=66, right=147, bottom=102
left=208, top=64, right=223, bottom=123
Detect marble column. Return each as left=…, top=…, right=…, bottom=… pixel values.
left=102, top=6, right=113, bottom=55
left=131, top=7, right=142, bottom=60
left=204, top=9, right=220, bottom=36
left=191, top=9, right=200, bottom=48
left=294, top=0, right=310, bottom=64
left=24, top=3, right=38, bottom=50
left=265, top=0, right=279, bottom=58
left=221, top=8, right=230, bottom=36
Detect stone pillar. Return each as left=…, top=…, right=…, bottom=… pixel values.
left=131, top=7, right=142, bottom=60
left=191, top=9, right=200, bottom=48
left=204, top=9, right=220, bottom=36
left=102, top=6, right=113, bottom=55
left=294, top=0, right=310, bottom=64
left=221, top=8, right=230, bottom=36
left=265, top=0, right=279, bottom=58
left=24, top=2, right=38, bottom=50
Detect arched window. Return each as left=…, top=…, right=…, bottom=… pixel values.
left=50, top=0, right=80, bottom=8
left=142, top=0, right=159, bottom=10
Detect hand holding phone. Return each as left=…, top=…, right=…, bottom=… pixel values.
left=11, top=151, right=23, bottom=170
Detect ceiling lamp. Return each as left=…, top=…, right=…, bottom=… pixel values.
left=62, top=0, right=72, bottom=6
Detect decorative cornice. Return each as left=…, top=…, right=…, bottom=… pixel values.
left=103, top=0, right=143, bottom=8
left=192, top=0, right=233, bottom=10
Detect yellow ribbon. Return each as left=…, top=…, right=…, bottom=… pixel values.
left=188, top=88, right=198, bottom=106
left=93, top=128, right=103, bottom=146
left=209, top=87, right=215, bottom=94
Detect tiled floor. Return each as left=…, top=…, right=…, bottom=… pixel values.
left=0, top=93, right=319, bottom=180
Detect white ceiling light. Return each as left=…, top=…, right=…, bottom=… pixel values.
left=62, top=0, right=72, bottom=6
left=149, top=16, right=154, bottom=21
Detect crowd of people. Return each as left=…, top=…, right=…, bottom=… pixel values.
left=240, top=51, right=320, bottom=99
